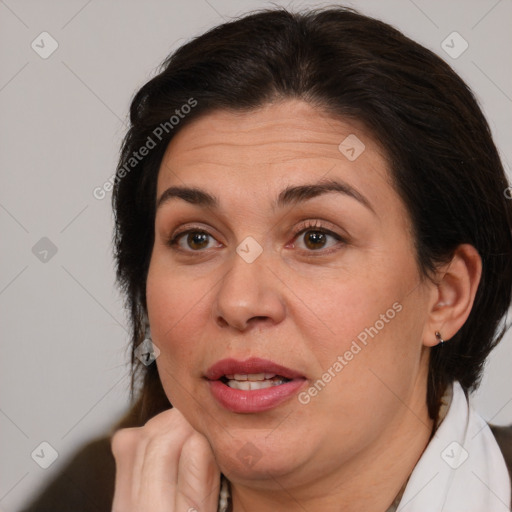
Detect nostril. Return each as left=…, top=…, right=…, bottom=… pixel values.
left=250, top=316, right=269, bottom=323
left=216, top=316, right=229, bottom=328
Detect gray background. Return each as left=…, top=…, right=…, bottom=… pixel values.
left=1, top=0, right=511, bottom=510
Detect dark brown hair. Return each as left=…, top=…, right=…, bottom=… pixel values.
left=112, top=6, right=512, bottom=424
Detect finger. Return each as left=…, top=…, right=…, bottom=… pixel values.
left=175, top=433, right=221, bottom=512
left=111, top=427, right=140, bottom=512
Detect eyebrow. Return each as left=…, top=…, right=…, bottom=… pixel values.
left=156, top=178, right=376, bottom=215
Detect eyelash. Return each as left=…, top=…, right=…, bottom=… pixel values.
left=167, top=219, right=346, bottom=256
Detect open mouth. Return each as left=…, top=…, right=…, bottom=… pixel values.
left=205, top=358, right=306, bottom=413
left=220, top=373, right=292, bottom=390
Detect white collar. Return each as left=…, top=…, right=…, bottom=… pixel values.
left=396, top=381, right=511, bottom=511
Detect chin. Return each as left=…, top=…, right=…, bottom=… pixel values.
left=218, top=452, right=301, bottom=485
left=208, top=426, right=311, bottom=483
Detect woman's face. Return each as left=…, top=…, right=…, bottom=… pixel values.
left=146, top=99, right=436, bottom=488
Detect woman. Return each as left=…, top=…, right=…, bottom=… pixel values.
left=110, top=6, right=512, bottom=511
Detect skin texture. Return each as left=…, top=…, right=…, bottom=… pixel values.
left=113, top=99, right=482, bottom=512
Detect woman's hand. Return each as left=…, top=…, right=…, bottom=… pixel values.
left=111, top=407, right=221, bottom=512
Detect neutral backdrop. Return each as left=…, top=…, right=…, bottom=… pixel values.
left=1, top=0, right=511, bottom=510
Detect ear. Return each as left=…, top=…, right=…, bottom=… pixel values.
left=422, top=244, right=482, bottom=347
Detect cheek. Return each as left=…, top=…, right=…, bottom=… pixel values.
left=297, top=260, right=414, bottom=357
left=146, top=250, right=211, bottom=333
left=146, top=261, right=210, bottom=383
left=295, top=252, right=426, bottom=403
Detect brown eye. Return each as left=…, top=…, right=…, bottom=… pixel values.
left=187, top=232, right=210, bottom=250
left=294, top=228, right=341, bottom=252
left=169, top=230, right=220, bottom=251
left=303, top=230, right=328, bottom=250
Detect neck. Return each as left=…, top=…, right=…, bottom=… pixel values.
left=229, top=379, right=434, bottom=512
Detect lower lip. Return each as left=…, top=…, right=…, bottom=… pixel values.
left=208, top=379, right=306, bottom=413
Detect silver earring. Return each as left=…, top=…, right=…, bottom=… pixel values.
left=135, top=323, right=160, bottom=366
left=435, top=331, right=444, bottom=345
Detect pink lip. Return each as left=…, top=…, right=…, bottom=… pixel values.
left=205, top=357, right=304, bottom=380
left=205, top=357, right=307, bottom=413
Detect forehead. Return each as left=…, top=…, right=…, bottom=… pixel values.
left=156, top=99, right=394, bottom=209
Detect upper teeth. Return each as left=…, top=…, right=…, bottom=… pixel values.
left=225, top=375, right=288, bottom=391
left=225, top=373, right=276, bottom=381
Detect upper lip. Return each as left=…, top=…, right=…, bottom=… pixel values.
left=205, top=357, right=305, bottom=381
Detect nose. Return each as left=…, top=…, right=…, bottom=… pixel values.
left=212, top=247, right=286, bottom=332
